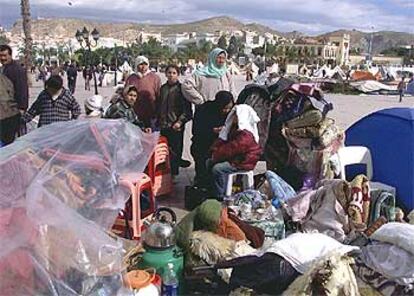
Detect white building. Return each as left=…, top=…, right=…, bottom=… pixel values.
left=162, top=33, right=192, bottom=52
left=137, top=31, right=162, bottom=44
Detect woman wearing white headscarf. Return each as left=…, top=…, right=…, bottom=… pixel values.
left=182, top=48, right=235, bottom=105
left=209, top=104, right=262, bottom=199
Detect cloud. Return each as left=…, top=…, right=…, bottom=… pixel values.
left=0, top=0, right=413, bottom=34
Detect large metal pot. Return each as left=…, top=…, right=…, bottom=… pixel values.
left=143, top=207, right=177, bottom=249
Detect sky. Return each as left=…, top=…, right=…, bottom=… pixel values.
left=0, top=0, right=413, bottom=35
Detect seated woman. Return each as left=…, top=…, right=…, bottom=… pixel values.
left=104, top=85, right=151, bottom=132
left=209, top=104, right=262, bottom=200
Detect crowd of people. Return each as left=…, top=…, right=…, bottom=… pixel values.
left=0, top=44, right=262, bottom=200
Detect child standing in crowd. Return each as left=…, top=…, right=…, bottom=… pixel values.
left=157, top=65, right=192, bottom=175
left=104, top=85, right=151, bottom=132
left=22, top=75, right=81, bottom=127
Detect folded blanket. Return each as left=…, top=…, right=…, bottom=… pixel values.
left=285, top=110, right=324, bottom=129
left=284, top=118, right=335, bottom=139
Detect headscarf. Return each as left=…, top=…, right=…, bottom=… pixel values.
left=219, top=104, right=260, bottom=143
left=85, top=95, right=104, bottom=117
left=194, top=48, right=228, bottom=78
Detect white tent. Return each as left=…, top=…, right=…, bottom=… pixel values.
left=299, top=65, right=309, bottom=76
left=286, top=64, right=299, bottom=75
left=120, top=61, right=133, bottom=74
left=330, top=65, right=347, bottom=80
left=228, top=62, right=242, bottom=75
left=350, top=80, right=397, bottom=93
left=313, top=65, right=332, bottom=78
left=269, top=63, right=279, bottom=74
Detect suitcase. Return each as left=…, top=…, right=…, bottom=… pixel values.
left=184, top=186, right=211, bottom=211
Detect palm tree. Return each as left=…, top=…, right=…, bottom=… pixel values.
left=21, top=0, right=33, bottom=70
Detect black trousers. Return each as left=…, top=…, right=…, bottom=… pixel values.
left=161, top=128, right=184, bottom=175
left=0, top=114, right=21, bottom=145
left=68, top=79, right=76, bottom=94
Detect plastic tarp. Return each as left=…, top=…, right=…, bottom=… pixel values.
left=313, top=65, right=332, bottom=78
left=352, top=71, right=377, bottom=81
left=346, top=108, right=414, bottom=211
left=350, top=80, right=397, bottom=93
left=406, top=81, right=414, bottom=95
left=0, top=119, right=159, bottom=296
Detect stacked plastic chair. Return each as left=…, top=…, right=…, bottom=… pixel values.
left=112, top=172, right=155, bottom=239
left=146, top=136, right=173, bottom=197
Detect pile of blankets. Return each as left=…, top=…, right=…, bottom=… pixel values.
left=280, top=100, right=344, bottom=183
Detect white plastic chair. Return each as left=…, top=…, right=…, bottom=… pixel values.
left=336, top=146, right=396, bottom=195
left=337, top=146, right=373, bottom=180
left=225, top=171, right=255, bottom=197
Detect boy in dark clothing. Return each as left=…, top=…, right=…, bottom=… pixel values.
left=22, top=75, right=81, bottom=127
left=157, top=65, right=192, bottom=175
left=104, top=85, right=151, bottom=132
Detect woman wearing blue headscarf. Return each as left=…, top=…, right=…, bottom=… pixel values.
left=182, top=48, right=236, bottom=186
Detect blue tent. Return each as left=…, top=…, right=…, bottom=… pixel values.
left=346, top=108, right=414, bottom=211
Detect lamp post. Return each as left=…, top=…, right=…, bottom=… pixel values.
left=75, top=27, right=100, bottom=95
left=114, top=43, right=118, bottom=86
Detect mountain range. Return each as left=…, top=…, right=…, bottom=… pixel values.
left=10, top=16, right=414, bottom=54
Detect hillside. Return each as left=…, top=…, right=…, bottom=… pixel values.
left=318, top=29, right=414, bottom=54
left=10, top=16, right=283, bottom=41
left=10, top=16, right=414, bottom=53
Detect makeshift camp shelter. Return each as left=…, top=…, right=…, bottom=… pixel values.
left=299, top=65, right=309, bottom=76
left=269, top=63, right=279, bottom=74
left=330, top=66, right=347, bottom=80
left=350, top=80, right=397, bottom=94
left=351, top=71, right=377, bottom=81
left=346, top=108, right=414, bottom=210
left=286, top=64, right=299, bottom=75
left=407, top=80, right=414, bottom=95
left=227, top=62, right=242, bottom=75
left=120, top=61, right=133, bottom=74
left=313, top=65, right=332, bottom=78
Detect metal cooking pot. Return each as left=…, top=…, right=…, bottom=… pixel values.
left=143, top=207, right=177, bottom=249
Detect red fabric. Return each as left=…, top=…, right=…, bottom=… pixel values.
left=211, top=130, right=262, bottom=171
left=125, top=73, right=161, bottom=127
left=228, top=211, right=265, bottom=248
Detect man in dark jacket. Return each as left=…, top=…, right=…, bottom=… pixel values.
left=66, top=63, right=78, bottom=94
left=0, top=44, right=29, bottom=145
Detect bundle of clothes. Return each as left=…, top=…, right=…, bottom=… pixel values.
left=276, top=84, right=342, bottom=184
left=240, top=79, right=343, bottom=191
left=177, top=165, right=414, bottom=295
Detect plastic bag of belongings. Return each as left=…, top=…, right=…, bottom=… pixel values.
left=0, top=119, right=158, bottom=296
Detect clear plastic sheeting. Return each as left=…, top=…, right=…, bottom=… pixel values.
left=0, top=119, right=159, bottom=296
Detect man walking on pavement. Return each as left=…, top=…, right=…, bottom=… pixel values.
left=66, top=62, right=78, bottom=94
left=0, top=44, right=29, bottom=145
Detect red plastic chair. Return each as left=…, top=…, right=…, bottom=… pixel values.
left=113, top=173, right=155, bottom=239
left=146, top=136, right=173, bottom=197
